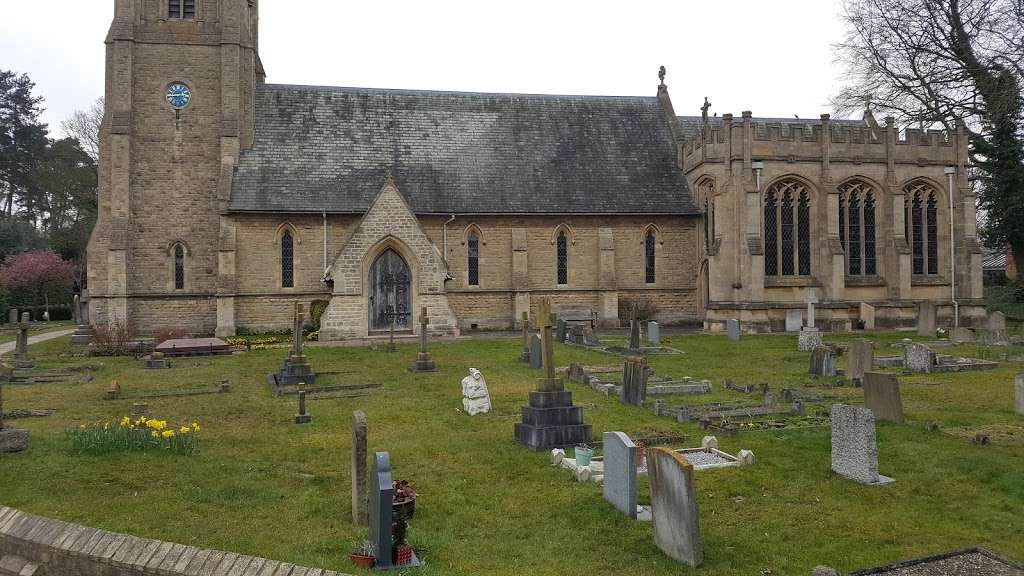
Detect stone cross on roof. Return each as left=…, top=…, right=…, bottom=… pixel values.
left=658, top=66, right=666, bottom=86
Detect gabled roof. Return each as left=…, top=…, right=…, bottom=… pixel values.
left=228, top=84, right=698, bottom=215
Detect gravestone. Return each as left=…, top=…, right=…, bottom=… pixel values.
left=830, top=404, right=894, bottom=485
left=950, top=327, right=974, bottom=345
left=982, top=311, right=1010, bottom=345
left=132, top=402, right=149, bottom=418
left=809, top=346, right=838, bottom=378
left=628, top=304, right=641, bottom=351
left=7, top=309, right=16, bottom=325
left=847, top=339, right=874, bottom=382
left=274, top=302, right=316, bottom=386
left=294, top=389, right=311, bottom=424
left=145, top=351, right=169, bottom=369
left=410, top=307, right=437, bottom=372
left=798, top=328, right=822, bottom=352
left=648, top=321, right=660, bottom=346
left=351, top=410, right=368, bottom=525
left=519, top=311, right=531, bottom=362
left=556, top=319, right=567, bottom=344
left=70, top=293, right=95, bottom=345
left=917, top=301, right=936, bottom=337
left=602, top=432, right=638, bottom=519
left=863, top=372, right=904, bottom=423
left=461, top=368, right=491, bottom=415
left=806, top=291, right=818, bottom=328
left=785, top=309, right=803, bottom=332
left=12, top=313, right=33, bottom=369
left=368, top=452, right=395, bottom=569
left=903, top=342, right=936, bottom=373
left=514, top=298, right=592, bottom=450
left=726, top=319, right=740, bottom=342
left=648, top=447, right=703, bottom=566
left=988, top=311, right=1007, bottom=331
left=1015, top=374, right=1024, bottom=416
left=859, top=302, right=876, bottom=331
left=621, top=357, right=648, bottom=406
left=0, top=365, right=29, bottom=453
left=529, top=334, right=542, bottom=369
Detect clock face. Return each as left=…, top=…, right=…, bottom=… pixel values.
left=166, top=83, right=192, bottom=109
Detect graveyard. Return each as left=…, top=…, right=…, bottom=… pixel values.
left=1, top=325, right=1023, bottom=575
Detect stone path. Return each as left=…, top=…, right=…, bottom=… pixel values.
left=0, top=328, right=75, bottom=356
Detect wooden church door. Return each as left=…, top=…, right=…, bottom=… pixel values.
left=369, top=249, right=411, bottom=332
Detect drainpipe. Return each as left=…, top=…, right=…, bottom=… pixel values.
left=322, top=211, right=328, bottom=276
left=944, top=166, right=958, bottom=327
left=442, top=214, right=456, bottom=280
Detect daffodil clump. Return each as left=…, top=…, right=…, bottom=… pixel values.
left=68, top=416, right=201, bottom=455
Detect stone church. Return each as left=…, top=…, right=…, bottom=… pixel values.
left=86, top=0, right=985, bottom=340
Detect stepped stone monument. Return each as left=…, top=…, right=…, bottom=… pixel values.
left=274, top=302, right=315, bottom=387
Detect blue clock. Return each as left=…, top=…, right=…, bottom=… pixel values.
left=166, top=82, right=192, bottom=109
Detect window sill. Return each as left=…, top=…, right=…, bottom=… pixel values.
left=765, top=276, right=817, bottom=288
left=845, top=275, right=886, bottom=287
left=911, top=275, right=949, bottom=286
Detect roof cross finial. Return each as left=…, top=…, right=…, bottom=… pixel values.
left=658, top=66, right=666, bottom=87
left=701, top=97, right=711, bottom=125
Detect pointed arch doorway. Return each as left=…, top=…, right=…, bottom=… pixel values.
left=369, top=249, right=412, bottom=333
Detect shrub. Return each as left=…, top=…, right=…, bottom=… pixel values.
left=309, top=299, right=330, bottom=329
left=153, top=327, right=188, bottom=344
left=618, top=299, right=658, bottom=322
left=68, top=416, right=201, bottom=455
left=90, top=321, right=135, bottom=356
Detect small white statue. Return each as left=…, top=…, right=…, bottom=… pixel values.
left=461, top=368, right=491, bottom=415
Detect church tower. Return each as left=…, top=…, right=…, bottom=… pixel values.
left=87, top=0, right=261, bottom=333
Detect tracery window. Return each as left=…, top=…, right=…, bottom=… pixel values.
left=644, top=230, right=656, bottom=284
left=467, top=231, right=480, bottom=286
left=699, top=180, right=715, bottom=253
left=557, top=231, right=568, bottom=285
left=168, top=0, right=196, bottom=19
left=839, top=180, right=877, bottom=276
left=904, top=181, right=940, bottom=275
left=173, top=244, right=185, bottom=290
left=765, top=179, right=811, bottom=277
left=281, top=230, right=294, bottom=288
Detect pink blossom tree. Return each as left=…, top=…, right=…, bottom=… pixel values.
left=0, top=250, right=76, bottom=316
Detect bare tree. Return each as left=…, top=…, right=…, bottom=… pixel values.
left=60, top=97, right=102, bottom=163
left=834, top=0, right=1024, bottom=270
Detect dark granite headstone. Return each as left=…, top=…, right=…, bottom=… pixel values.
left=368, top=452, right=394, bottom=569
left=519, top=311, right=531, bottom=362
left=529, top=334, right=542, bottom=369
left=621, top=357, right=647, bottom=406
left=556, top=319, right=567, bottom=343
left=862, top=372, right=904, bottom=423
left=352, top=410, right=368, bottom=525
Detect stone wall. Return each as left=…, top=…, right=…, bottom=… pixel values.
left=0, top=505, right=351, bottom=576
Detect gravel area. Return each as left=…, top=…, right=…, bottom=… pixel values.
left=680, top=450, right=733, bottom=468
left=852, top=551, right=1024, bottom=575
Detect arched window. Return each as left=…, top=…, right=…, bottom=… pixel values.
left=699, top=179, right=715, bottom=253
left=839, top=180, right=877, bottom=276
left=467, top=231, right=480, bottom=286
left=557, top=231, right=568, bottom=285
left=765, top=179, right=811, bottom=277
left=281, top=229, right=294, bottom=288
left=645, top=230, right=656, bottom=283
left=168, top=0, right=196, bottom=19
left=173, top=244, right=185, bottom=290
left=904, top=181, right=939, bottom=275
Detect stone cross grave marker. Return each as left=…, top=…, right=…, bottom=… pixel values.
left=12, top=312, right=33, bottom=369
left=368, top=451, right=394, bottom=568
left=410, top=307, right=436, bottom=372
left=514, top=298, right=592, bottom=450
left=629, top=304, right=641, bottom=351
left=275, top=302, right=315, bottom=386
left=917, top=301, right=936, bottom=337
left=726, top=318, right=741, bottom=342
left=830, top=404, right=894, bottom=485
left=863, top=372, right=904, bottom=424
left=648, top=321, right=660, bottom=346
left=529, top=334, right=542, bottom=370
left=648, top=447, right=703, bottom=566
left=516, top=309, right=532, bottom=358
left=846, top=339, right=874, bottom=382
left=603, top=432, right=640, bottom=519
left=1014, top=374, right=1024, bottom=416
left=292, top=302, right=304, bottom=357
left=621, top=356, right=648, bottom=406
left=352, top=410, right=368, bottom=525
left=806, top=290, right=818, bottom=328
left=294, top=389, right=311, bottom=424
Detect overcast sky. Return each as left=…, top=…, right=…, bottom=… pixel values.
left=2, top=0, right=852, bottom=138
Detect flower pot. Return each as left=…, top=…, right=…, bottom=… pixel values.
left=349, top=553, right=375, bottom=568
left=394, top=544, right=414, bottom=565
left=574, top=446, right=594, bottom=467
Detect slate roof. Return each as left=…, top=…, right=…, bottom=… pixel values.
left=228, top=84, right=697, bottom=215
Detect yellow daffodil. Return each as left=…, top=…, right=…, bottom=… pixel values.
left=180, top=426, right=191, bottom=434
left=162, top=430, right=175, bottom=438
left=192, top=423, right=201, bottom=432
left=151, top=431, right=159, bottom=438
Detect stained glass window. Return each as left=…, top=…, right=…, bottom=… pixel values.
left=927, top=192, right=938, bottom=275
left=840, top=181, right=876, bottom=276
left=764, top=190, right=778, bottom=276
left=781, top=191, right=795, bottom=275
left=864, top=192, right=877, bottom=275
left=905, top=181, right=941, bottom=276
left=798, top=191, right=811, bottom=276
left=174, top=244, right=185, bottom=290
left=645, top=231, right=656, bottom=283
left=468, top=232, right=480, bottom=286
left=281, top=230, right=294, bottom=288
left=557, top=231, right=568, bottom=285
left=848, top=191, right=861, bottom=275
left=911, top=193, right=924, bottom=275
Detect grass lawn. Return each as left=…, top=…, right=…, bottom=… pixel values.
left=1, top=331, right=1022, bottom=575
left=0, top=320, right=75, bottom=345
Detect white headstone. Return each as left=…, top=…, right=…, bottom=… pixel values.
left=726, top=319, right=741, bottom=342
left=647, top=321, right=660, bottom=346
left=1015, top=374, right=1024, bottom=416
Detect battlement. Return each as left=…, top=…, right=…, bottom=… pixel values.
left=682, top=113, right=962, bottom=171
